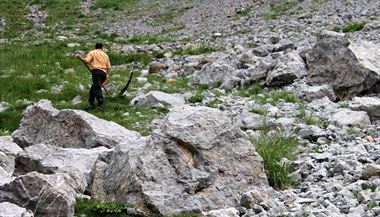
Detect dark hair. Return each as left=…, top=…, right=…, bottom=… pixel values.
left=95, top=43, right=103, bottom=49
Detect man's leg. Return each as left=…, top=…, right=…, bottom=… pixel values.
left=93, top=70, right=106, bottom=108
left=87, top=74, right=97, bottom=110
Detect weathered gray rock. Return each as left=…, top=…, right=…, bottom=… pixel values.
left=0, top=102, right=9, bottom=113
left=350, top=97, right=380, bottom=121
left=331, top=108, right=371, bottom=128
left=299, top=85, right=336, bottom=102
left=91, top=106, right=268, bottom=215
left=0, top=152, right=14, bottom=175
left=0, top=202, right=33, bottom=217
left=241, top=188, right=268, bottom=209
left=194, top=62, right=233, bottom=88
left=12, top=100, right=140, bottom=148
left=237, top=111, right=267, bottom=130
left=0, top=136, right=22, bottom=156
left=130, top=91, right=185, bottom=107
left=0, top=172, right=85, bottom=217
left=149, top=62, right=167, bottom=74
left=247, top=56, right=274, bottom=82
left=362, top=164, right=380, bottom=179
left=265, top=52, right=307, bottom=86
left=201, top=207, right=240, bottom=217
left=307, top=31, right=380, bottom=99
left=15, top=143, right=110, bottom=186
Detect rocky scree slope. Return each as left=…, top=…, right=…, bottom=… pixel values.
left=1, top=0, right=380, bottom=216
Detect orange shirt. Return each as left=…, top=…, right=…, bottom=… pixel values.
left=83, top=49, right=111, bottom=73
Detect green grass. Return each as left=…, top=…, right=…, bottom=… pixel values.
left=91, top=0, right=138, bottom=11
left=0, top=128, right=11, bottom=136
left=28, top=0, right=82, bottom=26
left=123, top=35, right=174, bottom=45
left=332, top=21, right=366, bottom=33
left=263, top=1, right=300, bottom=20
left=75, top=197, right=199, bottom=217
left=153, top=7, right=188, bottom=25
left=173, top=45, right=219, bottom=56
left=250, top=108, right=267, bottom=116
left=187, top=94, right=204, bottom=104
left=251, top=132, right=299, bottom=190
left=236, top=82, right=263, bottom=98
left=0, top=0, right=33, bottom=38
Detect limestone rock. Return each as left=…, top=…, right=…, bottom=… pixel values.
left=201, top=207, right=240, bottom=217
left=266, top=52, right=307, bottom=86
left=0, top=102, right=9, bottom=113
left=91, top=106, right=268, bottom=216
left=299, top=85, right=336, bottom=102
left=0, top=172, right=85, bottom=217
left=15, top=143, right=110, bottom=185
left=149, top=62, right=167, bottom=74
left=362, top=164, right=380, bottom=179
left=12, top=100, right=140, bottom=148
left=349, top=97, right=380, bottom=121
left=331, top=108, right=371, bottom=128
left=0, top=136, right=23, bottom=156
left=0, top=202, right=33, bottom=217
left=130, top=91, right=185, bottom=107
left=237, top=111, right=267, bottom=130
left=307, top=31, right=380, bottom=99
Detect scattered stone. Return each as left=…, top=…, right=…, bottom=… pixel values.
left=130, top=91, right=185, bottom=107
left=149, top=62, right=167, bottom=74
left=12, top=100, right=140, bottom=148
left=0, top=202, right=33, bottom=217
left=266, top=52, right=307, bottom=86
left=362, top=164, right=380, bottom=179
left=299, top=85, right=336, bottom=102
left=201, top=207, right=240, bottom=217
left=0, top=102, right=9, bottom=113
left=331, top=108, right=371, bottom=128
left=349, top=97, right=380, bottom=121
left=307, top=31, right=380, bottom=100
left=15, top=143, right=110, bottom=186
left=0, top=136, right=23, bottom=156
left=71, top=95, right=81, bottom=105
left=0, top=172, right=85, bottom=217
left=67, top=43, right=80, bottom=48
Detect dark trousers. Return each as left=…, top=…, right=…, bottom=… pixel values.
left=89, top=69, right=107, bottom=106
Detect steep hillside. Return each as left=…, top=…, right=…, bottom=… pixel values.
left=1, top=0, right=380, bottom=216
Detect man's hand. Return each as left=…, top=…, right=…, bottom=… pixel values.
left=75, top=53, right=82, bottom=59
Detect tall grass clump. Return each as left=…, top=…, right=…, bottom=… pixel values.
left=173, top=45, right=219, bottom=56
left=91, top=0, right=138, bottom=10
left=332, top=21, right=366, bottom=33
left=264, top=1, right=299, bottom=20
left=251, top=132, right=299, bottom=189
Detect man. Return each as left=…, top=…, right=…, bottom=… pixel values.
left=75, top=43, right=111, bottom=110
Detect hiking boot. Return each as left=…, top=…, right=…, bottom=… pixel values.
left=85, top=104, right=95, bottom=111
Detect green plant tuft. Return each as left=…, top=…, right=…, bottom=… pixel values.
left=173, top=45, right=219, bottom=56
left=251, top=132, right=299, bottom=189
left=332, top=21, right=366, bottom=33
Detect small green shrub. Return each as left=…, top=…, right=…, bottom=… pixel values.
left=173, top=45, right=219, bottom=56
left=250, top=108, right=267, bottom=116
left=236, top=82, right=263, bottom=98
left=75, top=197, right=126, bottom=216
left=0, top=129, right=10, bottom=136
left=91, top=0, right=137, bottom=10
left=367, top=200, right=378, bottom=210
left=124, top=35, right=174, bottom=45
left=333, top=21, right=366, bottom=33
left=264, top=1, right=299, bottom=20
left=251, top=132, right=299, bottom=189
left=205, top=99, right=223, bottom=108
left=187, top=94, right=204, bottom=104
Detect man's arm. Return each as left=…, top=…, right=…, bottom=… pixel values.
left=75, top=52, right=93, bottom=64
